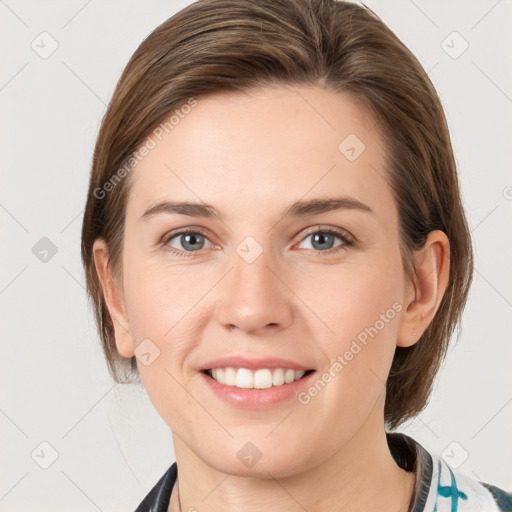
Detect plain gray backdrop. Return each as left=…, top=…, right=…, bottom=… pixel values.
left=1, top=1, right=511, bottom=510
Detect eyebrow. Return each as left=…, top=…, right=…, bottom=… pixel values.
left=140, top=196, right=374, bottom=222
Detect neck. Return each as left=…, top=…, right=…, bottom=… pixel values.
left=168, top=400, right=415, bottom=512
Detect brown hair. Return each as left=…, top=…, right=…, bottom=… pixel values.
left=81, top=0, right=473, bottom=429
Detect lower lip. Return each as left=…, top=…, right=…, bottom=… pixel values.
left=199, top=370, right=316, bottom=409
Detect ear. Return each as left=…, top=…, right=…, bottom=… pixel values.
left=92, top=238, right=135, bottom=358
left=397, top=230, right=450, bottom=348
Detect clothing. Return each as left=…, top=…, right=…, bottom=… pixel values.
left=134, top=432, right=511, bottom=511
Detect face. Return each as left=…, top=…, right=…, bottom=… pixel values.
left=105, top=85, right=414, bottom=477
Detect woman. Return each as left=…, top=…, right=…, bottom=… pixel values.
left=80, top=0, right=511, bottom=510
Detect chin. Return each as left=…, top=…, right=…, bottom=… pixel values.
left=198, top=441, right=315, bottom=480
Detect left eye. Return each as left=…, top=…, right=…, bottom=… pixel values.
left=296, top=229, right=353, bottom=252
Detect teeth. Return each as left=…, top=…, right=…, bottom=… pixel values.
left=254, top=369, right=273, bottom=389
left=225, top=367, right=236, bottom=386
left=284, top=369, right=295, bottom=384
left=216, top=368, right=225, bottom=384
left=236, top=368, right=254, bottom=389
left=272, top=368, right=285, bottom=386
left=208, top=367, right=308, bottom=388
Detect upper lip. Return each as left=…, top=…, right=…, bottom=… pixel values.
left=199, top=356, right=313, bottom=371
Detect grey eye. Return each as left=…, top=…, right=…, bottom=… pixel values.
left=167, top=232, right=211, bottom=252
left=298, top=231, right=346, bottom=251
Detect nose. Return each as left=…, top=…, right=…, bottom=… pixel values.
left=215, top=241, right=294, bottom=335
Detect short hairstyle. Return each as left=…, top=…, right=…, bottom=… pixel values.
left=81, top=0, right=473, bottom=429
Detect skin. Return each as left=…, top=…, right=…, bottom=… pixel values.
left=93, top=85, right=450, bottom=512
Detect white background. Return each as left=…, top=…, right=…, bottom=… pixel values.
left=1, top=1, right=511, bottom=510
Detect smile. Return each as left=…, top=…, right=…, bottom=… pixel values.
left=204, top=367, right=314, bottom=389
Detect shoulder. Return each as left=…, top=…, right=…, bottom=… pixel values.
left=425, top=456, right=512, bottom=512
left=133, top=462, right=177, bottom=512
left=388, top=432, right=511, bottom=512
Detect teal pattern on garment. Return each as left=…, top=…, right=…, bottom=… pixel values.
left=433, top=460, right=468, bottom=512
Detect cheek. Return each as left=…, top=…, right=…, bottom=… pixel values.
left=121, top=257, right=211, bottom=398
left=297, top=252, right=405, bottom=409
left=295, top=264, right=404, bottom=436
left=297, top=252, right=404, bottom=347
left=123, top=254, right=209, bottom=340
left=123, top=265, right=201, bottom=428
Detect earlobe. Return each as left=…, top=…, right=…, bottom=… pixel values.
left=397, top=230, right=450, bottom=348
left=92, top=238, right=135, bottom=358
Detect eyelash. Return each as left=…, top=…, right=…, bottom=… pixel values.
left=160, top=226, right=355, bottom=258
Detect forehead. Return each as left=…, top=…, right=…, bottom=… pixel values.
left=125, top=85, right=393, bottom=223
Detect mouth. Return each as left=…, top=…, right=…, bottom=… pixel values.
left=202, top=367, right=315, bottom=389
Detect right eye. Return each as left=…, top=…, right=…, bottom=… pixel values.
left=162, top=228, right=214, bottom=257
